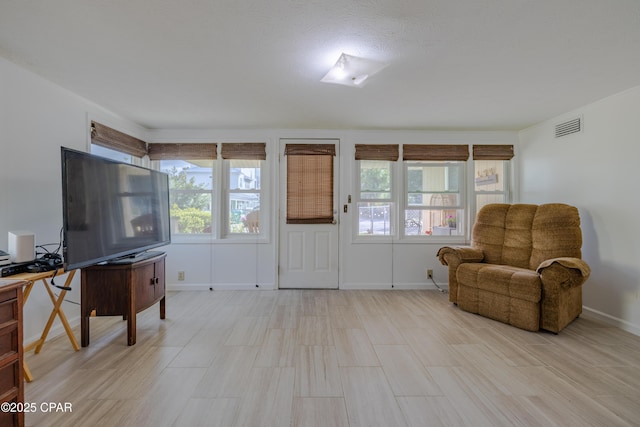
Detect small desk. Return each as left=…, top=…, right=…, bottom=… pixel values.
left=9, top=269, right=79, bottom=382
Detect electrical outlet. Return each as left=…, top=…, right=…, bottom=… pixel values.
left=178, top=271, right=185, bottom=281
left=426, top=269, right=433, bottom=280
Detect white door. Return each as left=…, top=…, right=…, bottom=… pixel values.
left=279, top=139, right=339, bottom=289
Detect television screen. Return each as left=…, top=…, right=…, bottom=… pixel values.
left=61, top=147, right=171, bottom=270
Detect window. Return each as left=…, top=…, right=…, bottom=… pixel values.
left=357, top=160, right=393, bottom=235
left=222, top=143, right=266, bottom=235
left=89, top=121, right=146, bottom=164
left=148, top=143, right=217, bottom=235
left=354, top=144, right=398, bottom=236
left=284, top=144, right=335, bottom=224
left=405, top=161, right=465, bottom=236
left=472, top=145, right=514, bottom=218
left=474, top=160, right=509, bottom=210
left=160, top=159, right=214, bottom=234
left=402, top=144, right=469, bottom=237
left=90, top=144, right=134, bottom=163
left=226, top=159, right=262, bottom=234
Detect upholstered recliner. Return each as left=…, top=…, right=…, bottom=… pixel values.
left=437, top=203, right=590, bottom=333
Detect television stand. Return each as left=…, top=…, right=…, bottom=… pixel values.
left=81, top=252, right=166, bottom=346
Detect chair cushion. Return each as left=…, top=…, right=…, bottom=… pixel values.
left=457, top=263, right=542, bottom=303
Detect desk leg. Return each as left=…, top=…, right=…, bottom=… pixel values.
left=23, top=362, right=33, bottom=383
left=20, top=269, right=80, bottom=383
left=34, top=271, right=80, bottom=353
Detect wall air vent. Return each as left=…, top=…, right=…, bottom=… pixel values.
left=555, top=117, right=582, bottom=138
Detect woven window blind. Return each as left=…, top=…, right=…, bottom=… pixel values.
left=221, top=143, right=266, bottom=160
left=284, top=144, right=335, bottom=156
left=402, top=144, right=469, bottom=161
left=285, top=144, right=334, bottom=224
left=472, top=145, right=514, bottom=160
left=355, top=144, right=399, bottom=161
left=147, top=143, right=217, bottom=160
left=90, top=121, right=147, bottom=158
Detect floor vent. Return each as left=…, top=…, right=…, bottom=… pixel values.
left=555, top=117, right=582, bottom=138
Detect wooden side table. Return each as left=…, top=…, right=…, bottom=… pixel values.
left=9, top=269, right=79, bottom=382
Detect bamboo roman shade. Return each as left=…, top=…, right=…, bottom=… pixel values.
left=285, top=143, right=335, bottom=224
left=147, top=143, right=217, bottom=160
left=402, top=144, right=469, bottom=161
left=221, top=143, right=267, bottom=160
left=355, top=144, right=399, bottom=161
left=284, top=144, right=336, bottom=156
left=90, top=121, right=147, bottom=158
left=472, top=145, right=515, bottom=160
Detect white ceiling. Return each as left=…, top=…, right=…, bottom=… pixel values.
left=2, top=0, right=640, bottom=131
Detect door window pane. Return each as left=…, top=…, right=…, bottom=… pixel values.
left=286, top=153, right=334, bottom=224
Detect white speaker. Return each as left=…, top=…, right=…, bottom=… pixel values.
left=8, top=231, right=35, bottom=263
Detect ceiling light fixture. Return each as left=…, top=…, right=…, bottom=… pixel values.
left=320, top=53, right=387, bottom=88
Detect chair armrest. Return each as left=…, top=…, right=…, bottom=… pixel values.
left=437, top=246, right=484, bottom=266
left=437, top=246, right=484, bottom=304
left=536, top=257, right=591, bottom=289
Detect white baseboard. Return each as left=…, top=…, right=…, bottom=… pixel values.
left=339, top=282, right=448, bottom=291
left=582, top=306, right=640, bottom=336
left=167, top=282, right=277, bottom=291
left=168, top=282, right=447, bottom=291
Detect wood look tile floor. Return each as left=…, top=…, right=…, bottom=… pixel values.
left=24, top=290, right=640, bottom=426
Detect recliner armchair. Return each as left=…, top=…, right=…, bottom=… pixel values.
left=437, top=203, right=590, bottom=333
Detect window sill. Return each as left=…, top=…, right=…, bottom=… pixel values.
left=352, top=235, right=467, bottom=244
left=169, top=234, right=270, bottom=245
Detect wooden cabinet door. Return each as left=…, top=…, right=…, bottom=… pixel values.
left=133, top=262, right=156, bottom=312
left=153, top=259, right=165, bottom=301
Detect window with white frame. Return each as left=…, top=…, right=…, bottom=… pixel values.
left=354, top=144, right=399, bottom=236
left=90, top=144, right=134, bottom=163
left=148, top=143, right=217, bottom=235
left=402, top=144, right=469, bottom=237
left=472, top=145, right=514, bottom=219
left=160, top=159, right=214, bottom=234
left=225, top=159, right=262, bottom=234
left=221, top=143, right=266, bottom=235
left=352, top=144, right=514, bottom=239
left=357, top=160, right=394, bottom=235
left=405, top=161, right=465, bottom=237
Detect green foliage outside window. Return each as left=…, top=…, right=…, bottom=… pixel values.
left=167, top=167, right=212, bottom=234
left=170, top=206, right=211, bottom=234
left=168, top=167, right=210, bottom=210
left=360, top=161, right=391, bottom=199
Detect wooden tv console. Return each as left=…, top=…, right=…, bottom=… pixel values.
left=80, top=251, right=165, bottom=347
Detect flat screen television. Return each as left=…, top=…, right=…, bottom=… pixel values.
left=61, top=147, right=171, bottom=270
